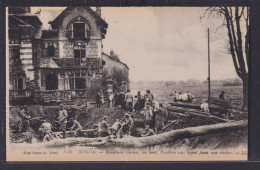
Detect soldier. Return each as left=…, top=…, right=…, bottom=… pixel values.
left=69, top=118, right=83, bottom=137
left=38, top=119, right=53, bottom=141
left=110, top=119, right=122, bottom=137
left=141, top=125, right=156, bottom=137
left=100, top=116, right=109, bottom=137
left=219, top=90, right=225, bottom=99
left=19, top=105, right=31, bottom=133
left=58, top=104, right=68, bottom=139
left=125, top=89, right=133, bottom=112
left=120, top=113, right=133, bottom=136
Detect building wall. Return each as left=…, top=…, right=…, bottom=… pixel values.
left=58, top=7, right=102, bottom=59
left=102, top=53, right=129, bottom=73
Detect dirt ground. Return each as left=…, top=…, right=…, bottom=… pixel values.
left=8, top=85, right=247, bottom=149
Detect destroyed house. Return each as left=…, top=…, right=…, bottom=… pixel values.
left=9, top=7, right=129, bottom=104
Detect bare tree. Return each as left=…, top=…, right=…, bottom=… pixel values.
left=202, top=7, right=249, bottom=110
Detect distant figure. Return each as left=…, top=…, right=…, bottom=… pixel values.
left=109, top=93, right=114, bottom=108
left=96, top=92, right=101, bottom=108
left=118, top=92, right=126, bottom=110
left=113, top=92, right=118, bottom=107
left=100, top=90, right=104, bottom=105
left=38, top=119, right=53, bottom=141
left=134, top=91, right=145, bottom=111
left=219, top=91, right=225, bottom=99
left=19, top=105, right=31, bottom=133
left=58, top=104, right=68, bottom=139
left=143, top=104, right=153, bottom=127
left=141, top=125, right=156, bottom=137
left=125, top=89, right=134, bottom=112
left=145, top=90, right=154, bottom=106
left=200, top=100, right=209, bottom=113
left=69, top=118, right=83, bottom=137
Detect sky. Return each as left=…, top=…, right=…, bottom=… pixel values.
left=31, top=7, right=239, bottom=81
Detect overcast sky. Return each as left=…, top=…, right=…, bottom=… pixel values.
left=31, top=7, right=238, bottom=81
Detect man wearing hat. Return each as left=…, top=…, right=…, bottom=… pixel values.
left=19, top=105, right=31, bottom=133
left=58, top=104, right=68, bottom=139
left=219, top=91, right=225, bottom=99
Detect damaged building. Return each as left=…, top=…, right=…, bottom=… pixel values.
left=8, top=7, right=129, bottom=104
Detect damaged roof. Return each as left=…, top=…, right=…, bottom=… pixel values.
left=49, top=7, right=108, bottom=38
left=102, top=52, right=129, bottom=70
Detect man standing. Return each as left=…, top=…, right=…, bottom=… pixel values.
left=96, top=91, right=101, bottom=108
left=69, top=118, right=83, bottom=137
left=19, top=105, right=31, bottom=133
left=100, top=116, right=109, bottom=137
left=125, top=89, right=133, bottom=112
left=58, top=104, right=68, bottom=139
left=146, top=90, right=154, bottom=106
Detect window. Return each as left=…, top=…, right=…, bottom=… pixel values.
left=48, top=46, right=54, bottom=56
left=69, top=73, right=86, bottom=89
left=13, top=74, right=25, bottom=90
left=74, top=45, right=86, bottom=65
left=73, top=23, right=85, bottom=38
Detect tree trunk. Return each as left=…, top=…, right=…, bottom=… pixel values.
left=242, top=74, right=248, bottom=111
left=49, top=120, right=247, bottom=148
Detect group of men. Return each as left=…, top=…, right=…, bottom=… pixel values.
left=94, top=113, right=134, bottom=138
left=18, top=104, right=84, bottom=142
left=17, top=89, right=167, bottom=142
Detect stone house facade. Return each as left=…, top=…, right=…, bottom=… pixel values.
left=8, top=7, right=129, bottom=103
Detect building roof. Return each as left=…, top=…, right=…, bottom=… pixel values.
left=42, top=30, right=58, bottom=39
left=9, top=14, right=42, bottom=26
left=102, top=52, right=129, bottom=70
left=49, top=7, right=108, bottom=38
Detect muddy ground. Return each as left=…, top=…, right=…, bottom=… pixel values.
left=9, top=101, right=248, bottom=150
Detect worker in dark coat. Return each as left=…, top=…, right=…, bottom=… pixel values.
left=19, top=105, right=31, bottom=133
left=219, top=91, right=225, bottom=99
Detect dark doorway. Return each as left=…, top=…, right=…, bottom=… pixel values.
left=17, top=78, right=24, bottom=90
left=46, top=74, right=58, bottom=90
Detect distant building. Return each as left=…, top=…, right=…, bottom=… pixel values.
left=102, top=51, right=129, bottom=92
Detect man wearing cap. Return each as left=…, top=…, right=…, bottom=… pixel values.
left=69, top=118, right=83, bottom=137
left=121, top=113, right=133, bottom=136
left=19, top=105, right=31, bottom=133
left=100, top=116, right=109, bottom=137
left=38, top=119, right=53, bottom=141
left=145, top=90, right=154, bottom=106
left=58, top=104, right=68, bottom=139
left=219, top=91, right=225, bottom=99
left=125, top=89, right=133, bottom=112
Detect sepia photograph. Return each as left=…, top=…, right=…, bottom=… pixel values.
left=6, top=6, right=248, bottom=161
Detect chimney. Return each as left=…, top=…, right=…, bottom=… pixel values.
left=96, top=7, right=101, bottom=17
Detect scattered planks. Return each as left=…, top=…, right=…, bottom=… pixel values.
left=169, top=102, right=227, bottom=112
left=167, top=106, right=230, bottom=122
